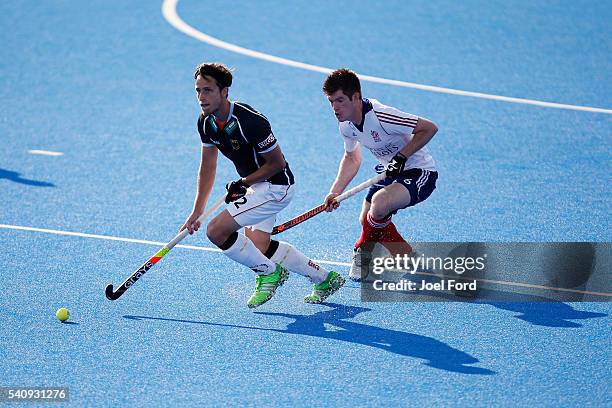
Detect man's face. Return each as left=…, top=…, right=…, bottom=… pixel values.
left=327, top=89, right=360, bottom=122
left=195, top=75, right=226, bottom=116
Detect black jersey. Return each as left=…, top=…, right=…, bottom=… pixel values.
left=197, top=102, right=294, bottom=186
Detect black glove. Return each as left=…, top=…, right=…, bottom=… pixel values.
left=386, top=153, right=407, bottom=177
left=225, top=179, right=249, bottom=203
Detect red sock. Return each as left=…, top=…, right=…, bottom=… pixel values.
left=381, top=222, right=413, bottom=255
left=354, top=214, right=392, bottom=249
left=382, top=222, right=405, bottom=243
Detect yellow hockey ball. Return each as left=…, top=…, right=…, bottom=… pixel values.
left=56, top=307, right=70, bottom=322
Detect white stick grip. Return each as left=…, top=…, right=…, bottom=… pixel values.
left=334, top=173, right=386, bottom=203
left=167, top=195, right=226, bottom=250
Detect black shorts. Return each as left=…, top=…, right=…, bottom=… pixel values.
left=365, top=168, right=438, bottom=212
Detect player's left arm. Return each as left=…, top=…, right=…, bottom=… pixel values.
left=242, top=145, right=287, bottom=186
left=242, top=115, right=286, bottom=185
left=224, top=145, right=287, bottom=202
left=225, top=114, right=287, bottom=202
left=398, top=117, right=438, bottom=158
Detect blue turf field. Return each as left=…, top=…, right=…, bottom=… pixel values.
left=1, top=1, right=611, bottom=406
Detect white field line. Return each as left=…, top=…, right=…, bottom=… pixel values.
left=1, top=223, right=610, bottom=297
left=161, top=0, right=612, bottom=115
left=0, top=223, right=341, bottom=266
left=28, top=150, right=64, bottom=156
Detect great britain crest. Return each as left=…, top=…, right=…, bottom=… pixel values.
left=371, top=130, right=381, bottom=142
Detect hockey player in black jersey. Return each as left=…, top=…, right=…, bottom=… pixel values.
left=180, top=63, right=344, bottom=308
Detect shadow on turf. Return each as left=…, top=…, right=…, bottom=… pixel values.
left=409, top=274, right=609, bottom=328
left=125, top=303, right=495, bottom=375
left=488, top=301, right=607, bottom=327
left=0, top=168, right=55, bottom=187
left=469, top=293, right=608, bottom=328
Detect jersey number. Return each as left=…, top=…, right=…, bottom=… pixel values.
left=234, top=196, right=247, bottom=209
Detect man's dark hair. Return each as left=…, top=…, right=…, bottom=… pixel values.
left=323, top=68, right=361, bottom=99
left=194, top=62, right=233, bottom=90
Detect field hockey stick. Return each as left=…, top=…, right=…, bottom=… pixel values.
left=105, top=195, right=226, bottom=300
left=271, top=173, right=386, bottom=235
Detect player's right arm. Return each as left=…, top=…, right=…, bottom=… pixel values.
left=324, top=144, right=362, bottom=212
left=180, top=145, right=218, bottom=234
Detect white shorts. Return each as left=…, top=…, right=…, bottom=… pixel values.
left=226, top=182, right=295, bottom=233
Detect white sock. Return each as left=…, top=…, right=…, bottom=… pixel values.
left=223, top=233, right=276, bottom=275
left=270, top=241, right=328, bottom=283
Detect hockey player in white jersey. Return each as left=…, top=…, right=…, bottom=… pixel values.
left=322, top=68, right=439, bottom=281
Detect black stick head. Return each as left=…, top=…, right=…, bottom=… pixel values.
left=105, top=284, right=120, bottom=301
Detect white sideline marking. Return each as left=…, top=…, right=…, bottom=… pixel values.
left=0, top=223, right=344, bottom=266
left=28, top=150, right=64, bottom=156
left=0, top=224, right=221, bottom=253
left=161, top=0, right=612, bottom=115
left=1, top=223, right=610, bottom=297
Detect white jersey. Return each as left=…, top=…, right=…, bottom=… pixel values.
left=339, top=98, right=436, bottom=171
